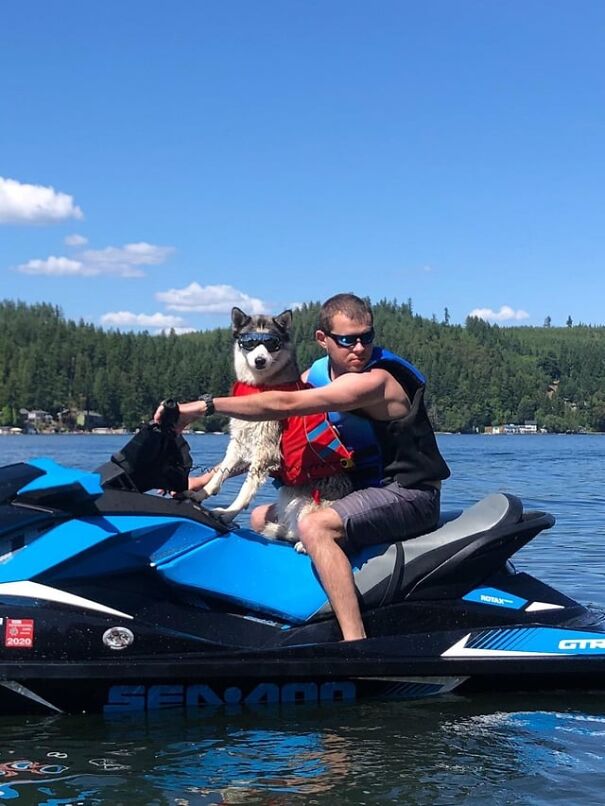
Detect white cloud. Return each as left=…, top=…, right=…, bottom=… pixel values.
left=0, top=176, right=83, bottom=224
left=18, top=256, right=86, bottom=276
left=65, top=233, right=88, bottom=246
left=468, top=305, right=530, bottom=323
left=78, top=242, right=174, bottom=277
left=100, top=311, right=186, bottom=329
left=16, top=241, right=174, bottom=278
left=288, top=301, right=304, bottom=310
left=156, top=282, right=267, bottom=314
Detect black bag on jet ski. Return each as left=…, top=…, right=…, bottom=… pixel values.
left=103, top=400, right=192, bottom=493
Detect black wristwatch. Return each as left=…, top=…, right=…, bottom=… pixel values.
left=199, top=393, right=215, bottom=417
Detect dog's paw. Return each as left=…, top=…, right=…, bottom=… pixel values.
left=190, top=488, right=210, bottom=502
left=293, top=541, right=307, bottom=554
left=211, top=506, right=239, bottom=524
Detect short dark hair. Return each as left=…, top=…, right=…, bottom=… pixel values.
left=318, top=293, right=373, bottom=332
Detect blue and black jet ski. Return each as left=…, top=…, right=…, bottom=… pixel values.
left=1, top=411, right=605, bottom=715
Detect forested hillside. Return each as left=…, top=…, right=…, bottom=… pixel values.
left=1, top=299, right=604, bottom=433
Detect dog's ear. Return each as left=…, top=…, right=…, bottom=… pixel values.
left=231, top=307, right=251, bottom=335
left=272, top=309, right=293, bottom=334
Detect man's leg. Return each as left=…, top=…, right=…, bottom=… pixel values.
left=250, top=503, right=278, bottom=533
left=297, top=508, right=366, bottom=642
left=301, top=483, right=440, bottom=640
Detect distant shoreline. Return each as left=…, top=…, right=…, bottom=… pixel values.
left=0, top=429, right=228, bottom=437
left=3, top=430, right=604, bottom=437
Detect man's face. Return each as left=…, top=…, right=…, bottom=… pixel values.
left=316, top=312, right=375, bottom=376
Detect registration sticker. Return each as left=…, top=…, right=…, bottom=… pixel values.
left=4, top=618, right=35, bottom=649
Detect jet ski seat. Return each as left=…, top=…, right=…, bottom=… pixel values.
left=158, top=493, right=547, bottom=624
left=336, top=492, right=527, bottom=614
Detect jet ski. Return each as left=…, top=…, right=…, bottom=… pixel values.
left=1, top=411, right=605, bottom=715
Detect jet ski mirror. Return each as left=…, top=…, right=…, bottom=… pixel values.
left=96, top=399, right=193, bottom=494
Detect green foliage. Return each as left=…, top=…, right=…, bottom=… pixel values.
left=0, top=404, right=14, bottom=427
left=2, top=299, right=604, bottom=434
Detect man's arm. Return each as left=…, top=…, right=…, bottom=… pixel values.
left=159, top=370, right=391, bottom=427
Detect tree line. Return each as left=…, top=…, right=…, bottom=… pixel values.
left=1, top=299, right=604, bottom=433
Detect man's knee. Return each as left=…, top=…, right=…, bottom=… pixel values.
left=250, top=504, right=274, bottom=533
left=298, top=507, right=346, bottom=550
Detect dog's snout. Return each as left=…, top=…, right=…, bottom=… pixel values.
left=255, top=356, right=267, bottom=368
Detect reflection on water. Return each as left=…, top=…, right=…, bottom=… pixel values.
left=3, top=696, right=605, bottom=804
left=1, top=434, right=605, bottom=804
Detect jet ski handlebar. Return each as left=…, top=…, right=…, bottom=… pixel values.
left=158, top=398, right=180, bottom=431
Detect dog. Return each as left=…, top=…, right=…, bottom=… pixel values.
left=198, top=306, right=353, bottom=545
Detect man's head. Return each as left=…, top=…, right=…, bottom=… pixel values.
left=318, top=293, right=373, bottom=334
left=316, top=293, right=375, bottom=376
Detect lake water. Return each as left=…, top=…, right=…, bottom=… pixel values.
left=0, top=433, right=604, bottom=804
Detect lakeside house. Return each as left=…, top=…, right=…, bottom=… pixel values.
left=75, top=410, right=106, bottom=429
left=16, top=408, right=54, bottom=433
left=484, top=420, right=546, bottom=435
left=11, top=407, right=109, bottom=433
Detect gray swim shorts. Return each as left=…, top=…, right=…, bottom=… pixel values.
left=330, top=481, right=440, bottom=550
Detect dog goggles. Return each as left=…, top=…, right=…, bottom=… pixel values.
left=237, top=332, right=283, bottom=352
left=326, top=327, right=375, bottom=348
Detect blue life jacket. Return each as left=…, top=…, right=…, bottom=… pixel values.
left=307, top=347, right=450, bottom=489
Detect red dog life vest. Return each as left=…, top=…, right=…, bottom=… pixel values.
left=232, top=380, right=354, bottom=486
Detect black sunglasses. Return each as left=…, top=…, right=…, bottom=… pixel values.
left=326, top=327, right=375, bottom=348
left=237, top=332, right=283, bottom=353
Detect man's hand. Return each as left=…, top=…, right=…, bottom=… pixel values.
left=153, top=398, right=209, bottom=430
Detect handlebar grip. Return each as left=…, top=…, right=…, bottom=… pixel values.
left=160, top=398, right=180, bottom=429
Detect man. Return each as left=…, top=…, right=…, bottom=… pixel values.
left=160, top=294, right=449, bottom=641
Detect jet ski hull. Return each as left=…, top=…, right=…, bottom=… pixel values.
left=1, top=594, right=605, bottom=714
left=2, top=640, right=605, bottom=715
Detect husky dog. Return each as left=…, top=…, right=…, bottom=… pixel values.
left=200, top=307, right=353, bottom=543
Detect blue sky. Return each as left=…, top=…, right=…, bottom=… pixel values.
left=1, top=1, right=604, bottom=332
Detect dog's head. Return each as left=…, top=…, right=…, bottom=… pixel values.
left=231, top=307, right=298, bottom=385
